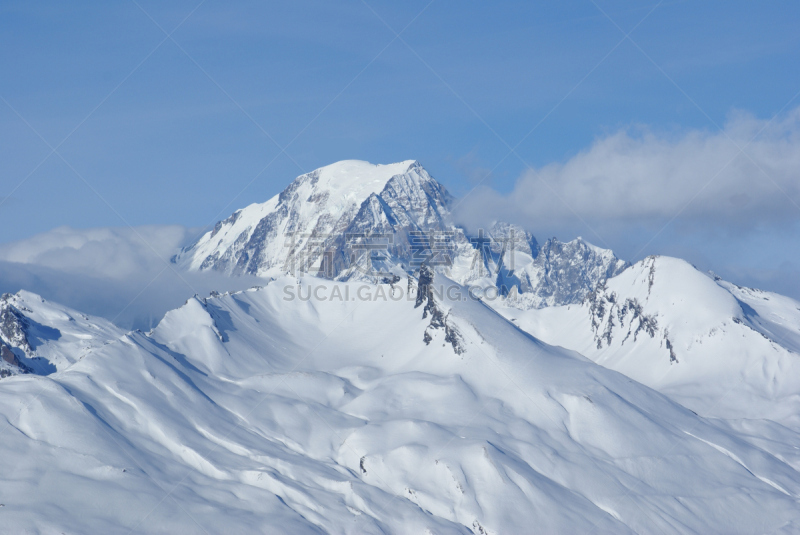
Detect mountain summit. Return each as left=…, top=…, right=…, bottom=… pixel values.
left=176, top=160, right=625, bottom=307
left=175, top=160, right=452, bottom=279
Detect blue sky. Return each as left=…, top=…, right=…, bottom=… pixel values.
left=1, top=0, right=800, bottom=300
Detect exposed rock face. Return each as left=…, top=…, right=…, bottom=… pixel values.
left=322, top=165, right=454, bottom=281
left=504, top=237, right=629, bottom=309
left=414, top=265, right=465, bottom=355
left=1, top=344, right=21, bottom=367
left=0, top=294, right=33, bottom=377
left=0, top=343, right=31, bottom=375
left=585, top=280, right=659, bottom=351
left=0, top=294, right=31, bottom=355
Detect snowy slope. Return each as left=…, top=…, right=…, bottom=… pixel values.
left=0, top=290, right=123, bottom=377
left=1, top=276, right=800, bottom=533
left=495, top=255, right=800, bottom=426
left=718, top=278, right=800, bottom=355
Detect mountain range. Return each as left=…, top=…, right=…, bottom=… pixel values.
left=1, top=160, right=799, bottom=534
left=174, top=160, right=628, bottom=304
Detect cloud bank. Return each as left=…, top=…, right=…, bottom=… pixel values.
left=0, top=225, right=192, bottom=279
left=0, top=226, right=269, bottom=330
left=454, top=107, right=800, bottom=233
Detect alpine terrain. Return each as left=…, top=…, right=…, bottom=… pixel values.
left=1, top=160, right=799, bottom=534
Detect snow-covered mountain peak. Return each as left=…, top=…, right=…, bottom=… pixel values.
left=307, top=159, right=418, bottom=202
left=497, top=254, right=800, bottom=422
left=174, top=160, right=628, bottom=311
left=614, top=255, right=740, bottom=318
left=580, top=255, right=749, bottom=362
left=175, top=159, right=449, bottom=277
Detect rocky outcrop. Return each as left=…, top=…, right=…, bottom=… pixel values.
left=0, top=294, right=34, bottom=377
left=583, top=280, right=666, bottom=359
left=503, top=237, right=629, bottom=309
left=0, top=294, right=31, bottom=355
left=414, top=265, right=465, bottom=355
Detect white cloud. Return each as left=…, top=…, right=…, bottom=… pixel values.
left=0, top=226, right=269, bottom=330
left=0, top=225, right=192, bottom=279
left=453, top=107, right=800, bottom=232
